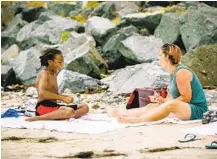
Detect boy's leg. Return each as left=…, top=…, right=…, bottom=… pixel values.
left=107, top=103, right=159, bottom=117
left=25, top=106, right=74, bottom=122
left=74, top=103, right=89, bottom=118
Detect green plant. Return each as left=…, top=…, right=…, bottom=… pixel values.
left=61, top=31, right=70, bottom=43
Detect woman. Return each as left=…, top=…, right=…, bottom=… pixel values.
left=108, top=44, right=208, bottom=123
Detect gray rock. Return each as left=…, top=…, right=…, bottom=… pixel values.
left=22, top=7, right=46, bottom=23
left=17, top=16, right=83, bottom=49
left=1, top=14, right=27, bottom=49
left=89, top=2, right=116, bottom=20
left=114, top=2, right=139, bottom=18
left=1, top=65, right=12, bottom=75
left=59, top=32, right=108, bottom=79
left=12, top=47, right=42, bottom=85
left=118, top=35, right=163, bottom=63
left=47, top=2, right=79, bottom=17
left=182, top=44, right=217, bottom=86
left=122, top=12, right=163, bottom=33
left=154, top=13, right=181, bottom=44
left=85, top=16, right=116, bottom=45
left=101, top=62, right=170, bottom=94
left=1, top=44, right=19, bottom=65
left=102, top=26, right=139, bottom=68
left=180, top=3, right=217, bottom=51
left=57, top=69, right=100, bottom=93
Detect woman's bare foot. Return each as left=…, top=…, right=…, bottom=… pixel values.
left=25, top=116, right=40, bottom=122
left=117, top=116, right=142, bottom=124
left=106, top=107, right=125, bottom=117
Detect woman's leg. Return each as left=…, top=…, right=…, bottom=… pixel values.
left=118, top=100, right=191, bottom=123
left=107, top=103, right=159, bottom=117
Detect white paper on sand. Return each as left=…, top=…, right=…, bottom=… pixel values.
left=1, top=113, right=201, bottom=134
left=181, top=121, right=217, bottom=136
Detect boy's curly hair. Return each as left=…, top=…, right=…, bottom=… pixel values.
left=40, top=48, right=62, bottom=67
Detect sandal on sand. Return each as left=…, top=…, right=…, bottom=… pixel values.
left=178, top=134, right=199, bottom=143
left=205, top=141, right=217, bottom=149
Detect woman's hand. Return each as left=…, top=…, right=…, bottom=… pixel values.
left=154, top=92, right=165, bottom=104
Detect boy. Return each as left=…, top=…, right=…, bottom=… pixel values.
left=25, top=48, right=89, bottom=121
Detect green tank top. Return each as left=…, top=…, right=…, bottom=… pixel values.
left=169, top=64, right=207, bottom=111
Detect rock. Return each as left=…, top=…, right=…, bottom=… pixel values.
left=102, top=26, right=140, bottom=69
left=182, top=44, right=217, bottom=86
left=101, top=62, right=170, bottom=94
left=16, top=21, right=42, bottom=49
left=59, top=32, right=108, bottom=79
left=21, top=7, right=46, bottom=22
left=57, top=69, right=101, bottom=93
left=47, top=2, right=79, bottom=17
left=114, top=2, right=139, bottom=18
left=180, top=3, right=217, bottom=51
left=89, top=2, right=116, bottom=20
left=11, top=47, right=42, bottom=85
left=17, top=16, right=83, bottom=50
left=118, top=35, right=163, bottom=63
left=26, top=87, right=37, bottom=97
left=1, top=4, right=17, bottom=26
left=85, top=16, right=116, bottom=45
left=1, top=44, right=19, bottom=65
left=154, top=13, right=181, bottom=44
left=122, top=12, right=163, bottom=33
left=144, top=1, right=180, bottom=7
left=1, top=68, right=20, bottom=88
left=1, top=14, right=27, bottom=50
left=1, top=65, right=12, bottom=75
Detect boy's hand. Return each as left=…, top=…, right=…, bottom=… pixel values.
left=63, top=96, right=74, bottom=104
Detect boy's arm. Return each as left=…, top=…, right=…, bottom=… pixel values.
left=38, top=72, right=73, bottom=103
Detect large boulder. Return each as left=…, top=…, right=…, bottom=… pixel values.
left=59, top=32, right=108, bottom=79
left=85, top=16, right=116, bottom=45
left=89, top=2, right=116, bottom=20
left=122, top=12, right=163, bottom=34
left=180, top=3, right=217, bottom=51
left=47, top=2, right=79, bottom=17
left=102, top=26, right=139, bottom=69
left=1, top=44, right=19, bottom=65
left=1, top=68, right=20, bottom=88
left=1, top=14, right=27, bottom=50
left=154, top=13, right=181, bottom=44
left=57, top=69, right=102, bottom=93
left=101, top=62, right=170, bottom=94
left=11, top=47, right=42, bottom=85
left=16, top=16, right=83, bottom=49
left=118, top=35, right=163, bottom=63
left=114, top=2, right=139, bottom=18
left=21, top=7, right=46, bottom=22
left=182, top=44, right=217, bottom=86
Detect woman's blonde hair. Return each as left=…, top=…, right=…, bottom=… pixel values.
left=161, top=43, right=182, bottom=65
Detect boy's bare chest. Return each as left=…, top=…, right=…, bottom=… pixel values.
left=48, top=76, right=58, bottom=93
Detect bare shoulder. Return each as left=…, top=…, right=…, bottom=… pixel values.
left=176, top=69, right=193, bottom=82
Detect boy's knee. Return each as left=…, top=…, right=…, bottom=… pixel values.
left=65, top=108, right=74, bottom=118
left=82, top=104, right=89, bottom=113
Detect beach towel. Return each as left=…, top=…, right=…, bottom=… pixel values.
left=1, top=113, right=201, bottom=134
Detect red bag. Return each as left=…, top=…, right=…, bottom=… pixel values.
left=126, top=85, right=167, bottom=109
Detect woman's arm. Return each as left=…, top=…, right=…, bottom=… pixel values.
left=175, top=69, right=193, bottom=103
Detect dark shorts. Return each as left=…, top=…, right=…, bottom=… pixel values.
left=36, top=100, right=77, bottom=116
